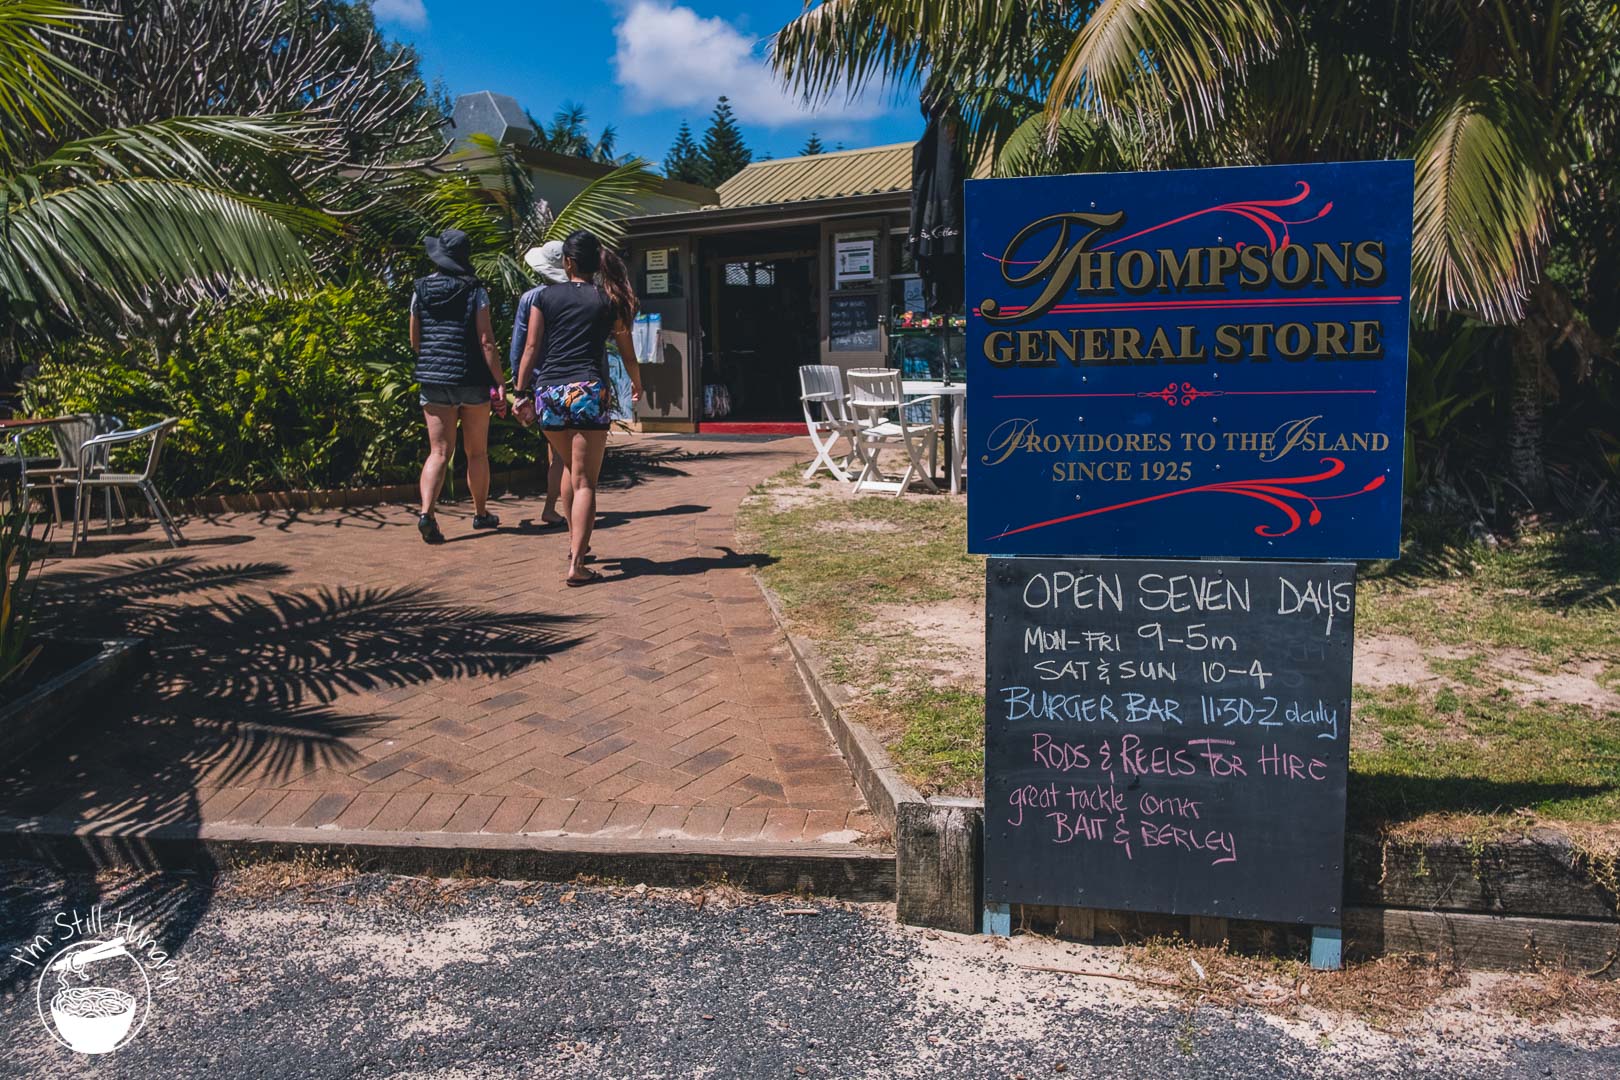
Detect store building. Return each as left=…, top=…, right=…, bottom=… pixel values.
left=622, top=143, right=965, bottom=433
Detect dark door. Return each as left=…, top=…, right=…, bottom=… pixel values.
left=703, top=254, right=819, bottom=420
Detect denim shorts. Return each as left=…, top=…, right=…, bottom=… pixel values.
left=419, top=383, right=491, bottom=408
left=537, top=380, right=611, bottom=430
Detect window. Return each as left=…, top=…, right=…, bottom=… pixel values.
left=723, top=261, right=777, bottom=287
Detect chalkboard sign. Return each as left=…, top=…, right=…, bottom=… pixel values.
left=829, top=293, right=880, bottom=352
left=984, top=556, right=1353, bottom=925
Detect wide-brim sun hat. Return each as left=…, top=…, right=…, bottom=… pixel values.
left=425, top=228, right=475, bottom=276
left=523, top=240, right=568, bottom=284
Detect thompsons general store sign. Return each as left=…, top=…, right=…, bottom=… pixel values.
left=964, top=161, right=1414, bottom=560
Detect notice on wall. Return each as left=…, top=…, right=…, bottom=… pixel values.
left=984, top=556, right=1352, bottom=926
left=835, top=236, right=876, bottom=285
left=645, top=271, right=670, bottom=296
left=964, top=160, right=1414, bottom=560
left=646, top=248, right=669, bottom=272
left=829, top=293, right=880, bottom=352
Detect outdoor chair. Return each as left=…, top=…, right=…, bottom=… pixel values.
left=25, top=413, right=126, bottom=528
left=70, top=418, right=184, bottom=554
left=844, top=368, right=940, bottom=496
left=798, top=364, right=860, bottom=482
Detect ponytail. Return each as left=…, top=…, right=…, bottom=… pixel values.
left=599, top=248, right=639, bottom=328
left=562, top=228, right=638, bottom=327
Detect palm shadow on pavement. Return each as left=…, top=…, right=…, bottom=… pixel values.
left=1, top=554, right=583, bottom=995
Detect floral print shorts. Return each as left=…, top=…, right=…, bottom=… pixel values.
left=537, top=380, right=611, bottom=430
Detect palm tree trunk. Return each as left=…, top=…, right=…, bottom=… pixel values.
left=1506, top=323, right=1547, bottom=500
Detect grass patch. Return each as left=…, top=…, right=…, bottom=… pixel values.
left=742, top=473, right=1620, bottom=832
left=1350, top=684, right=1620, bottom=828
left=1360, top=519, right=1620, bottom=663
left=886, top=686, right=985, bottom=793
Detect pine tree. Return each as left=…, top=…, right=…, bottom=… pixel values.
left=663, top=120, right=706, bottom=184
left=801, top=132, right=825, bottom=156
left=699, top=96, right=752, bottom=186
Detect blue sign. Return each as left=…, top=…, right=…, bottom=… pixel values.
left=965, top=161, right=1413, bottom=560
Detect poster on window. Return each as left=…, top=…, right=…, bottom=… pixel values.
left=835, top=237, right=876, bottom=285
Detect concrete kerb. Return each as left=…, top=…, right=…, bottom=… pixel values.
left=753, top=576, right=984, bottom=933
left=0, top=815, right=896, bottom=902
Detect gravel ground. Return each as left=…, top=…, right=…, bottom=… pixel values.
left=2, top=862, right=1616, bottom=1079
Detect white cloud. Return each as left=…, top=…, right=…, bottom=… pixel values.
left=373, top=0, right=428, bottom=30
left=612, top=1, right=886, bottom=128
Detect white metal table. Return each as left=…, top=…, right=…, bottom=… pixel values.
left=902, top=379, right=966, bottom=494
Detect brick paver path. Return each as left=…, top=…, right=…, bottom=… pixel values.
left=3, top=436, right=872, bottom=845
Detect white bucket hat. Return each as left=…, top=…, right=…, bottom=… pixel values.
left=523, top=240, right=568, bottom=284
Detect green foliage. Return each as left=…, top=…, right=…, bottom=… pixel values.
left=529, top=101, right=627, bottom=164
left=664, top=120, right=705, bottom=183
left=0, top=1, right=323, bottom=350
left=25, top=281, right=533, bottom=498
left=0, top=497, right=40, bottom=688
left=771, top=1, right=1620, bottom=326
left=414, top=134, right=658, bottom=315
left=1403, top=322, right=1497, bottom=498
left=698, top=96, right=751, bottom=187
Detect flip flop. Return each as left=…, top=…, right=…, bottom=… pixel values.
left=565, top=566, right=604, bottom=588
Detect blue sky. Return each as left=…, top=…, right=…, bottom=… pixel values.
left=371, top=0, right=923, bottom=167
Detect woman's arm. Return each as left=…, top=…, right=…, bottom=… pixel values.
left=613, top=322, right=643, bottom=402
left=477, top=305, right=503, bottom=400
left=517, top=304, right=545, bottom=392
left=409, top=311, right=421, bottom=355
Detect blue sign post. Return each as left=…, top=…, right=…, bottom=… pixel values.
left=965, top=161, right=1413, bottom=560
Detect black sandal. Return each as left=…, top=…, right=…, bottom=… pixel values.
left=565, top=566, right=603, bottom=587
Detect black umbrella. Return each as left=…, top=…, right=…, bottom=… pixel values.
left=908, top=96, right=966, bottom=316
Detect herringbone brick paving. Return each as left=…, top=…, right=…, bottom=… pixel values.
left=2, top=436, right=871, bottom=845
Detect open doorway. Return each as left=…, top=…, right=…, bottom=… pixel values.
left=699, top=227, right=820, bottom=421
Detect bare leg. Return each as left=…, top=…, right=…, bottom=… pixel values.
left=420, top=405, right=457, bottom=515
left=542, top=440, right=566, bottom=524
left=543, top=428, right=576, bottom=555
left=459, top=402, right=492, bottom=516
left=564, top=429, right=608, bottom=582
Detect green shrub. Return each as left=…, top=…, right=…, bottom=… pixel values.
left=0, top=499, right=40, bottom=689
left=25, top=280, right=534, bottom=498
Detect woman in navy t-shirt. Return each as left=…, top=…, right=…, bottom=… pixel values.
left=515, top=230, right=643, bottom=586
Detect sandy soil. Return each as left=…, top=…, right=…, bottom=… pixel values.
left=1356, top=634, right=1620, bottom=710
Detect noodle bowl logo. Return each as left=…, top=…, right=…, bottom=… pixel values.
left=9, top=905, right=177, bottom=1055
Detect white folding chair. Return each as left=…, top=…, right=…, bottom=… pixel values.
left=845, top=368, right=940, bottom=496
left=799, top=365, right=859, bottom=482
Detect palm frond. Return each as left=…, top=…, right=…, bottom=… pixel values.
left=1045, top=0, right=1282, bottom=143
left=995, top=108, right=1133, bottom=177
left=771, top=0, right=1034, bottom=106
left=543, top=158, right=658, bottom=248
left=32, top=115, right=327, bottom=194
left=1411, top=78, right=1561, bottom=324
left=0, top=0, right=111, bottom=165
left=0, top=176, right=315, bottom=321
